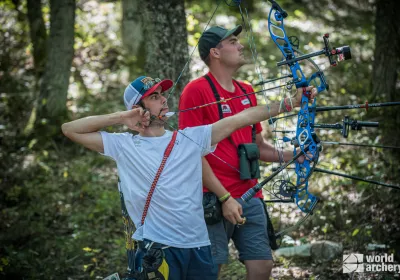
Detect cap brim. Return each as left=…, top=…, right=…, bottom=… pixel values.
left=141, top=79, right=174, bottom=99
left=221, top=25, right=242, bottom=41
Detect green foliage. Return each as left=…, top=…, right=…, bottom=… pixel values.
left=220, top=256, right=246, bottom=280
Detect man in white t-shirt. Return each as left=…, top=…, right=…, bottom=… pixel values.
left=61, top=75, right=317, bottom=280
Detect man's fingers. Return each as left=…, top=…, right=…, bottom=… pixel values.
left=237, top=217, right=246, bottom=226
left=224, top=214, right=236, bottom=225
left=233, top=210, right=242, bottom=223
left=134, top=123, right=145, bottom=134
left=142, top=116, right=150, bottom=126
left=310, top=87, right=317, bottom=99
left=303, top=86, right=318, bottom=101
left=135, top=122, right=144, bottom=130
left=135, top=107, right=144, bottom=116
left=137, top=109, right=150, bottom=127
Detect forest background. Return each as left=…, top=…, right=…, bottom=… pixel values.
left=0, top=0, right=399, bottom=279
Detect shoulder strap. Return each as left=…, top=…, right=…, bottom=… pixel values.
left=141, top=131, right=178, bottom=225
left=203, top=75, right=224, bottom=120
left=204, top=75, right=257, bottom=144
left=233, top=80, right=252, bottom=106
left=233, top=80, right=257, bottom=143
left=204, top=74, right=238, bottom=147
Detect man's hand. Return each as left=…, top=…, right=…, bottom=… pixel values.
left=293, top=86, right=318, bottom=108
left=222, top=197, right=244, bottom=225
left=296, top=148, right=316, bottom=164
left=120, top=107, right=150, bottom=133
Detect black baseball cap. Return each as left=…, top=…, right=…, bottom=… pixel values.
left=198, top=25, right=243, bottom=60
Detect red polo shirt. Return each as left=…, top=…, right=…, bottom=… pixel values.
left=178, top=72, right=263, bottom=198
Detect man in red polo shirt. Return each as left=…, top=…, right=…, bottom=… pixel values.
left=178, top=25, right=296, bottom=279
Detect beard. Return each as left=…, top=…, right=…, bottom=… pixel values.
left=148, top=115, right=169, bottom=128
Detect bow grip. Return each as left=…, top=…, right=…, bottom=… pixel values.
left=241, top=183, right=262, bottom=202
left=307, top=71, right=329, bottom=92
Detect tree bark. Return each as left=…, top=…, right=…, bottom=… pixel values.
left=372, top=0, right=399, bottom=103
left=371, top=0, right=400, bottom=180
left=142, top=0, right=189, bottom=113
left=27, top=0, right=47, bottom=78
left=121, top=0, right=142, bottom=56
left=370, top=0, right=400, bottom=256
left=371, top=0, right=400, bottom=165
left=37, top=0, right=75, bottom=127
left=121, top=0, right=145, bottom=74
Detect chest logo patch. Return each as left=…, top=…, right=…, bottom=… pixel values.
left=133, top=138, right=141, bottom=147
left=241, top=99, right=250, bottom=105
left=221, top=104, right=232, bottom=114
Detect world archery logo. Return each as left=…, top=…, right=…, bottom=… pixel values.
left=343, top=253, right=400, bottom=274
left=343, top=253, right=364, bottom=273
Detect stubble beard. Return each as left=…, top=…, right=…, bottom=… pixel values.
left=148, top=115, right=168, bottom=128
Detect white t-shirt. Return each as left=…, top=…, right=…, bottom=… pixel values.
left=100, top=125, right=215, bottom=248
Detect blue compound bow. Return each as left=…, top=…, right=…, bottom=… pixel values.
left=241, top=0, right=352, bottom=217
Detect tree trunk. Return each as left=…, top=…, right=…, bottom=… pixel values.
left=372, top=0, right=399, bottom=103
left=142, top=0, right=189, bottom=113
left=121, top=0, right=145, bottom=75
left=121, top=0, right=142, bottom=55
left=371, top=0, right=400, bottom=256
left=27, top=0, right=47, bottom=78
left=371, top=0, right=400, bottom=169
left=37, top=0, right=75, bottom=128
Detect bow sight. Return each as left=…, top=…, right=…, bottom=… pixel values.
left=314, top=116, right=379, bottom=138
left=281, top=116, right=379, bottom=142
left=277, top=34, right=352, bottom=69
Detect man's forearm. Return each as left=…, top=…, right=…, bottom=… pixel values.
left=239, top=100, right=283, bottom=127
left=212, top=101, right=283, bottom=145
left=62, top=112, right=123, bottom=135
left=202, top=158, right=229, bottom=198
left=259, top=142, right=293, bottom=162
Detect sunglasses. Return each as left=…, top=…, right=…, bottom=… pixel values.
left=140, top=78, right=161, bottom=94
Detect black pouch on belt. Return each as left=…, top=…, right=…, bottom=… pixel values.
left=238, top=143, right=261, bottom=180
left=202, top=192, right=222, bottom=225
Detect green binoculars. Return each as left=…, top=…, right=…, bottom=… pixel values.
left=238, top=143, right=260, bottom=180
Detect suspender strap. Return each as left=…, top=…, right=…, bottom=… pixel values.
left=233, top=80, right=257, bottom=143
left=141, top=131, right=178, bottom=225
left=204, top=75, right=224, bottom=120
left=203, top=74, right=257, bottom=143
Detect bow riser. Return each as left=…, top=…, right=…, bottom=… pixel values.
left=268, top=3, right=320, bottom=214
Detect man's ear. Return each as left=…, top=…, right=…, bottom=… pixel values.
left=210, top=48, right=220, bottom=59
left=133, top=102, right=146, bottom=110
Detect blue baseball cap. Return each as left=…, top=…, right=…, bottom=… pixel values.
left=123, top=76, right=173, bottom=110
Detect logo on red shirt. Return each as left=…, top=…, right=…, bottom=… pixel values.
left=221, top=104, right=232, bottom=113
